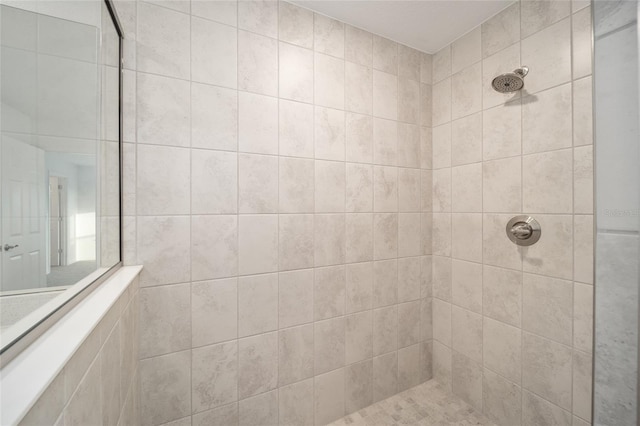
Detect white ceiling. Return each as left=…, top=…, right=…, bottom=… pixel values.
left=293, top=0, right=515, bottom=54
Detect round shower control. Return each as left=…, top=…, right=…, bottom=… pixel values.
left=506, top=215, right=541, bottom=246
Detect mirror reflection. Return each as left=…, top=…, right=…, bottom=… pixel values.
left=0, top=1, right=121, bottom=334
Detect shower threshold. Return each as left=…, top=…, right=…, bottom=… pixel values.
left=329, top=380, right=495, bottom=426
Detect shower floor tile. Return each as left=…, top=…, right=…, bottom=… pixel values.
left=329, top=380, right=496, bottom=426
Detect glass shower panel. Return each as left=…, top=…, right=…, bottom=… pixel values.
left=593, top=1, right=640, bottom=425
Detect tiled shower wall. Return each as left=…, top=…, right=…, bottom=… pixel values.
left=429, top=1, right=594, bottom=425
left=116, top=0, right=434, bottom=424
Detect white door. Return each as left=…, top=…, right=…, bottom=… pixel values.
left=1, top=136, right=47, bottom=292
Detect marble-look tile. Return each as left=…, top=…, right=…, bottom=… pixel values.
left=482, top=2, right=520, bottom=58
left=522, top=390, right=572, bottom=425
left=433, top=341, right=452, bottom=390
left=135, top=72, right=188, bottom=149
left=398, top=257, right=422, bottom=303
left=523, top=273, right=573, bottom=345
left=452, top=213, right=482, bottom=263
left=398, top=300, right=421, bottom=348
left=574, top=145, right=593, bottom=214
left=315, top=106, right=345, bottom=161
left=452, top=306, right=483, bottom=362
left=315, top=369, right=346, bottom=425
left=483, top=265, right=522, bottom=327
left=398, top=78, right=420, bottom=124
left=345, top=62, right=372, bottom=115
left=522, top=214, right=573, bottom=280
left=238, top=154, right=278, bottom=213
left=278, top=269, right=314, bottom=328
left=191, top=17, right=237, bottom=88
left=238, top=215, right=278, bottom=274
left=522, top=333, right=572, bottom=409
left=346, top=262, right=373, bottom=313
left=238, top=332, right=278, bottom=398
left=373, top=118, right=398, bottom=166
left=314, top=13, right=344, bottom=58
left=521, top=0, right=570, bottom=38
left=398, top=168, right=421, bottom=212
left=373, top=305, right=398, bottom=356
left=483, top=213, right=522, bottom=271
left=346, top=163, right=373, bottom=212
left=420, top=83, right=433, bottom=127
left=372, top=35, right=398, bottom=74
left=278, top=324, right=314, bottom=386
left=345, top=26, right=372, bottom=67
left=398, top=344, right=422, bottom=392
left=279, top=100, right=313, bottom=158
left=483, top=368, right=522, bottom=426
left=137, top=2, right=189, bottom=79
left=421, top=170, right=433, bottom=213
left=64, top=359, right=102, bottom=426
left=433, top=298, right=452, bottom=347
left=421, top=298, right=433, bottom=342
left=191, top=215, right=238, bottom=281
left=278, top=2, right=313, bottom=48
left=483, top=100, right=521, bottom=161
left=191, top=83, right=237, bottom=151
left=138, top=216, right=191, bottom=286
left=483, top=317, right=522, bottom=385
left=140, top=351, right=191, bottom=425
left=398, top=44, right=420, bottom=80
left=191, top=0, right=236, bottom=25
left=346, top=213, right=373, bottom=263
left=314, top=214, right=346, bottom=266
left=314, top=317, right=346, bottom=374
left=315, top=52, right=345, bottom=109
left=192, top=403, right=238, bottom=426
left=346, top=360, right=373, bottom=413
left=573, top=76, right=593, bottom=146
left=521, top=18, right=571, bottom=94
left=373, top=70, right=398, bottom=120
left=432, top=123, right=452, bottom=169
left=398, top=123, right=420, bottom=167
left=433, top=255, right=452, bottom=302
left=433, top=45, right=451, bottom=83
left=398, top=213, right=422, bottom=257
left=238, top=390, right=278, bottom=426
left=279, top=379, right=314, bottom=426
left=279, top=157, right=314, bottom=213
left=573, top=350, right=593, bottom=422
left=238, top=92, right=278, bottom=155
left=192, top=279, right=237, bottom=347
left=373, top=352, right=398, bottom=402
left=482, top=43, right=521, bottom=110
left=452, top=163, right=482, bottom=213
left=573, top=7, right=592, bottom=79
left=432, top=78, right=452, bottom=126
left=452, top=352, right=483, bottom=410
left=452, top=27, right=481, bottom=74
left=373, top=212, right=398, bottom=259
left=279, top=214, right=314, bottom=270
left=346, top=311, right=373, bottom=364
left=421, top=53, right=433, bottom=84
left=432, top=168, right=451, bottom=213
left=522, top=83, right=572, bottom=154
left=136, top=144, right=190, bottom=215
left=238, top=0, right=277, bottom=38
left=315, top=160, right=346, bottom=212
left=238, top=273, right=278, bottom=337
left=452, top=260, right=482, bottom=314
left=279, top=42, right=313, bottom=103
left=314, top=265, right=346, bottom=320
left=451, top=112, right=482, bottom=166
left=238, top=30, right=278, bottom=96
left=573, top=283, right=594, bottom=352
left=451, top=63, right=482, bottom=120
left=432, top=213, right=452, bottom=257
left=191, top=149, right=237, bottom=214
left=346, top=113, right=373, bottom=163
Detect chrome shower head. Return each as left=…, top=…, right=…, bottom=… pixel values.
left=491, top=66, right=529, bottom=93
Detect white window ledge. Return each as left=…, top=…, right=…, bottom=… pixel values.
left=0, top=265, right=143, bottom=425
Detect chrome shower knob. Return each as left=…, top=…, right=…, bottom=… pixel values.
left=506, top=215, right=541, bottom=246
